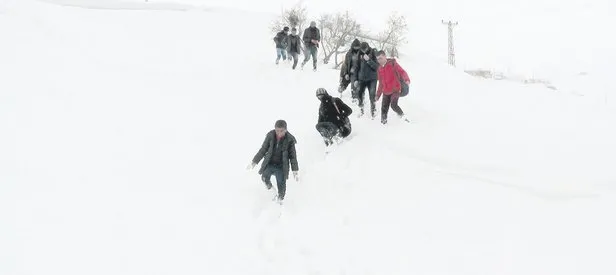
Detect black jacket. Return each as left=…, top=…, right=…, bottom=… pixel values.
left=302, top=26, right=320, bottom=48
left=341, top=39, right=362, bottom=77
left=357, top=47, right=378, bottom=81
left=287, top=34, right=302, bottom=54
left=318, top=95, right=353, bottom=137
left=273, top=31, right=288, bottom=49
left=252, top=130, right=299, bottom=179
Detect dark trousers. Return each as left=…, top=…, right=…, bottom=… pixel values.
left=349, top=74, right=359, bottom=100
left=289, top=52, right=299, bottom=69
left=262, top=163, right=286, bottom=199
left=302, top=46, right=318, bottom=69
left=381, top=92, right=404, bottom=123
left=357, top=80, right=377, bottom=113
left=315, top=122, right=340, bottom=145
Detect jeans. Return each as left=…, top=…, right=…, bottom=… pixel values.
left=289, top=52, right=299, bottom=69
left=262, top=164, right=286, bottom=199
left=302, top=46, right=318, bottom=69
left=276, top=48, right=287, bottom=62
left=357, top=80, right=378, bottom=114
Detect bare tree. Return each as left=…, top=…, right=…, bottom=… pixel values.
left=269, top=1, right=308, bottom=37
left=318, top=11, right=362, bottom=67
left=376, top=12, right=408, bottom=57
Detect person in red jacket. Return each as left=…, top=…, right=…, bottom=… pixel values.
left=375, top=50, right=410, bottom=124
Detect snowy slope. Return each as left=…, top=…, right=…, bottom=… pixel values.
left=1, top=1, right=616, bottom=275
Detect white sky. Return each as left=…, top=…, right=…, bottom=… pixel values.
left=150, top=0, right=616, bottom=77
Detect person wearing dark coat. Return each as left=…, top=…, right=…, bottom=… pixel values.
left=339, top=39, right=362, bottom=102
left=273, top=27, right=289, bottom=64
left=301, top=21, right=321, bottom=71
left=356, top=42, right=379, bottom=118
left=286, top=27, right=303, bottom=70
left=249, top=120, right=299, bottom=202
left=314, top=88, right=353, bottom=146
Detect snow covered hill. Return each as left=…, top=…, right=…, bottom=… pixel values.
left=1, top=1, right=615, bottom=274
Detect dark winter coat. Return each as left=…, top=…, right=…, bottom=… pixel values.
left=357, top=46, right=378, bottom=81
left=287, top=34, right=302, bottom=54
left=302, top=26, right=320, bottom=48
left=338, top=65, right=351, bottom=91
left=273, top=31, right=289, bottom=49
left=341, top=39, right=362, bottom=77
left=318, top=95, right=353, bottom=137
left=252, top=130, right=299, bottom=180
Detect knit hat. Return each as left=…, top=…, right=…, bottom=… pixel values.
left=360, top=42, right=370, bottom=51
left=283, top=26, right=289, bottom=32
left=316, top=88, right=328, bottom=97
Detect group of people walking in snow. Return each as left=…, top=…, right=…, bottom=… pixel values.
left=251, top=23, right=411, bottom=204
left=272, top=21, right=321, bottom=71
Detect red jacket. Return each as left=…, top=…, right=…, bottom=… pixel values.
left=376, top=59, right=410, bottom=98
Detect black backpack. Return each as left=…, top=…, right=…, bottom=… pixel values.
left=390, top=60, right=410, bottom=97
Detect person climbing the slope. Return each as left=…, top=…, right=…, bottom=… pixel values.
left=339, top=39, right=362, bottom=103
left=314, top=88, right=353, bottom=147
left=375, top=50, right=411, bottom=124
left=286, top=27, right=303, bottom=70
left=273, top=26, right=289, bottom=64
left=301, top=21, right=320, bottom=71
left=356, top=42, right=379, bottom=118
left=248, top=120, right=299, bottom=203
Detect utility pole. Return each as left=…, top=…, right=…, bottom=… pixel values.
left=441, top=20, right=458, bottom=67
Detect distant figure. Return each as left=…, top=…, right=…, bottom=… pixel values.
left=273, top=27, right=289, bottom=64
left=249, top=120, right=299, bottom=204
left=301, top=21, right=321, bottom=71
left=314, top=88, right=353, bottom=147
left=375, top=50, right=411, bottom=124
left=340, top=39, right=362, bottom=103
left=356, top=42, right=379, bottom=118
left=287, top=27, right=303, bottom=70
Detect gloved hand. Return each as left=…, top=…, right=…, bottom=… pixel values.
left=338, top=86, right=345, bottom=93
left=293, top=171, right=300, bottom=181
left=363, top=54, right=370, bottom=61
left=246, top=161, right=256, bottom=170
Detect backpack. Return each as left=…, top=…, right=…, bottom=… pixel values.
left=390, top=59, right=409, bottom=97
left=332, top=98, right=351, bottom=130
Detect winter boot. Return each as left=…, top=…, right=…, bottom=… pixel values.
left=263, top=180, right=273, bottom=190
left=324, top=138, right=332, bottom=146
left=398, top=114, right=410, bottom=123
left=370, top=106, right=376, bottom=119
left=358, top=107, right=365, bottom=117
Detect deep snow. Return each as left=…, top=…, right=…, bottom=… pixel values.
left=1, top=1, right=616, bottom=274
